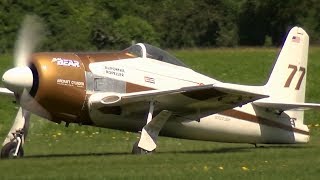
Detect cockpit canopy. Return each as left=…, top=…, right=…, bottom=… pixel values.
left=124, top=43, right=187, bottom=67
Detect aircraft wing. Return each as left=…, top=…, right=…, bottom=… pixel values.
left=0, top=87, right=14, bottom=96
left=89, top=83, right=268, bottom=113
left=254, top=101, right=320, bottom=111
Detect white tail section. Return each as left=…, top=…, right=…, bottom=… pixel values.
left=265, top=27, right=309, bottom=123
left=266, top=27, right=309, bottom=102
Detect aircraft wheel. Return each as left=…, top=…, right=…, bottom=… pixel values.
left=132, top=141, right=153, bottom=155
left=0, top=142, right=24, bottom=159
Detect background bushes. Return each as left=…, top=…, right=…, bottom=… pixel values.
left=0, top=0, right=319, bottom=52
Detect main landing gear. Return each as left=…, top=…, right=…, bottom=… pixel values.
left=131, top=101, right=172, bottom=155
left=1, top=130, right=24, bottom=158
left=1, top=108, right=30, bottom=159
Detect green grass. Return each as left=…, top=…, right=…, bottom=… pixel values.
left=1, top=47, right=320, bottom=179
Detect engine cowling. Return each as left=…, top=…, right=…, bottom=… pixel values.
left=30, top=53, right=87, bottom=124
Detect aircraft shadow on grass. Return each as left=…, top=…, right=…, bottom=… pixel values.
left=25, top=152, right=129, bottom=159
left=158, top=145, right=310, bottom=155
left=24, top=145, right=311, bottom=159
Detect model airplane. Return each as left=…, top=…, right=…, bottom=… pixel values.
left=1, top=16, right=320, bottom=158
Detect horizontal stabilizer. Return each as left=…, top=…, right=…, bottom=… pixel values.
left=254, top=101, right=320, bottom=111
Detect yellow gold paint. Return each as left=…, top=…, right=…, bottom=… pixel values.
left=29, top=51, right=144, bottom=124
left=31, top=53, right=86, bottom=123
left=126, top=82, right=155, bottom=93
left=75, top=51, right=136, bottom=71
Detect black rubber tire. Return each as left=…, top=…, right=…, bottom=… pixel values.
left=1, top=142, right=24, bottom=159
left=131, top=141, right=153, bottom=155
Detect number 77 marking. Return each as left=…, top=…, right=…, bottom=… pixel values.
left=284, top=64, right=306, bottom=90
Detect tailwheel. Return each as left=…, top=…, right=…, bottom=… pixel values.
left=132, top=141, right=153, bottom=155
left=1, top=142, right=24, bottom=159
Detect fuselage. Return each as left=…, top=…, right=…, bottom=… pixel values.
left=27, top=45, right=309, bottom=145
left=90, top=103, right=310, bottom=144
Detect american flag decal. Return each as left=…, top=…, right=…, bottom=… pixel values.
left=144, top=76, right=155, bottom=84
left=292, top=36, right=300, bottom=43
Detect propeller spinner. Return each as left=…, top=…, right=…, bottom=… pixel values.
left=2, top=66, right=33, bottom=93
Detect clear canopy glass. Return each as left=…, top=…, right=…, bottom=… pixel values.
left=124, top=43, right=187, bottom=67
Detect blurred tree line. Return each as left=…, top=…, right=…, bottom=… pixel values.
left=0, top=0, right=319, bottom=52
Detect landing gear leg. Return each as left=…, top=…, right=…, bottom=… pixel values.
left=253, top=143, right=258, bottom=148
left=1, top=108, right=30, bottom=159
left=132, top=101, right=172, bottom=155
left=132, top=141, right=154, bottom=155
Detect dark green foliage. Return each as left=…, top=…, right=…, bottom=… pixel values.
left=0, top=0, right=319, bottom=52
left=238, top=0, right=316, bottom=46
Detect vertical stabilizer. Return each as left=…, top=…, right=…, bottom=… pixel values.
left=265, top=27, right=309, bottom=123
left=266, top=27, right=309, bottom=103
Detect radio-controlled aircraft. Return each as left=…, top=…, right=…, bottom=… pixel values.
left=1, top=16, right=319, bottom=158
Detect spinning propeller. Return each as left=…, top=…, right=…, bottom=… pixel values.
left=3, top=15, right=42, bottom=97
left=1, top=15, right=50, bottom=157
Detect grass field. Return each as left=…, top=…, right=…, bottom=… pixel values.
left=1, top=47, right=320, bottom=179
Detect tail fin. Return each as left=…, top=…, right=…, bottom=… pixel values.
left=266, top=27, right=309, bottom=103
left=264, top=27, right=309, bottom=124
